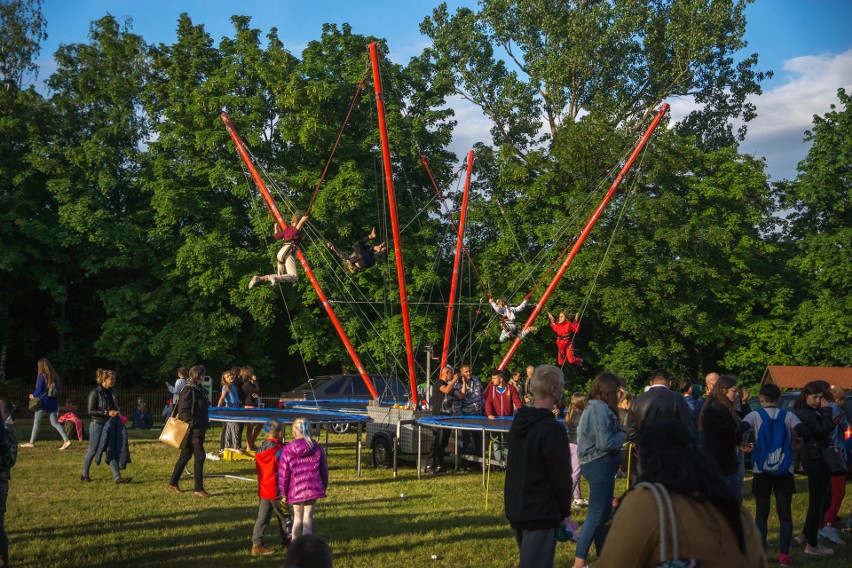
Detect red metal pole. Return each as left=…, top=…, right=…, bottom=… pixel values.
left=368, top=42, right=419, bottom=406
left=440, top=150, right=474, bottom=370
left=497, top=103, right=670, bottom=370
left=221, top=112, right=379, bottom=399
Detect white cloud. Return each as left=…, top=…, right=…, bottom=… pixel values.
left=738, top=49, right=852, bottom=180
left=670, top=49, right=852, bottom=181
left=445, top=93, right=494, bottom=161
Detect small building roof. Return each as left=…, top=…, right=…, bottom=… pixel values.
left=761, top=366, right=852, bottom=389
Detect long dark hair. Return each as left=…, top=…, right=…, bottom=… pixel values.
left=698, top=374, right=738, bottom=430
left=795, top=380, right=827, bottom=410
left=636, top=418, right=747, bottom=553
left=588, top=372, right=622, bottom=415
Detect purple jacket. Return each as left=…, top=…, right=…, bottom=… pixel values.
left=278, top=437, right=328, bottom=504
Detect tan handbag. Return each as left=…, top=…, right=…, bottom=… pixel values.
left=159, top=416, right=190, bottom=448
left=159, top=386, right=192, bottom=448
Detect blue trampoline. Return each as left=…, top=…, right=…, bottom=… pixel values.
left=415, top=415, right=570, bottom=486
left=209, top=406, right=369, bottom=424
left=208, top=407, right=370, bottom=475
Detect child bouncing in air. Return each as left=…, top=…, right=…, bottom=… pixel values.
left=327, top=227, right=387, bottom=275
left=248, top=212, right=309, bottom=288
left=490, top=298, right=537, bottom=342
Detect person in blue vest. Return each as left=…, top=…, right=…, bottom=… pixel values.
left=738, top=383, right=807, bottom=567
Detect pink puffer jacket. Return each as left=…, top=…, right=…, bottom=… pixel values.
left=278, top=437, right=329, bottom=503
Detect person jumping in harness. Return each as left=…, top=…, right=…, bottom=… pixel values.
left=327, top=227, right=387, bottom=275
left=548, top=311, right=583, bottom=366
left=490, top=298, right=537, bottom=343
left=248, top=213, right=309, bottom=289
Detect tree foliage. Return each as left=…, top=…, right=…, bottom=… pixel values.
left=0, top=2, right=846, bottom=395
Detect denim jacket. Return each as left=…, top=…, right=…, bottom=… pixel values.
left=577, top=399, right=626, bottom=465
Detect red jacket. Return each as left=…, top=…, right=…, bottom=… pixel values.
left=255, top=438, right=285, bottom=499
left=485, top=383, right=522, bottom=417
left=550, top=319, right=579, bottom=339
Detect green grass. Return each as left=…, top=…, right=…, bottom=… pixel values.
left=7, top=423, right=852, bottom=567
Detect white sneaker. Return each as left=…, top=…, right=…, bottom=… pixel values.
left=60, top=440, right=72, bottom=450
left=804, top=543, right=834, bottom=556
left=205, top=452, right=221, bottom=461
left=819, top=526, right=845, bottom=545
left=19, top=442, right=34, bottom=448
left=248, top=275, right=260, bottom=289
left=572, top=498, right=589, bottom=509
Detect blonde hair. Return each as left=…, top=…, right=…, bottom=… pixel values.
left=830, top=386, right=846, bottom=404
left=37, top=358, right=60, bottom=387
left=95, top=369, right=116, bottom=385
left=220, top=370, right=232, bottom=387
left=566, top=392, right=588, bottom=424
left=529, top=365, right=565, bottom=399
left=292, top=417, right=315, bottom=448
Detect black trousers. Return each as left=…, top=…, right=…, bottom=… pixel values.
left=170, top=434, right=206, bottom=491
left=802, top=459, right=832, bottom=547
left=430, top=427, right=451, bottom=467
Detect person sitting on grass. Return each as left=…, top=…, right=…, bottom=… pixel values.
left=327, top=227, right=387, bottom=275
left=131, top=397, right=153, bottom=430
left=248, top=212, right=309, bottom=288
left=251, top=419, right=291, bottom=556
left=279, top=418, right=328, bottom=540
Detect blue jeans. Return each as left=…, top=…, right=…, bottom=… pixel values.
left=82, top=422, right=120, bottom=479
left=576, top=452, right=620, bottom=561
left=29, top=409, right=68, bottom=444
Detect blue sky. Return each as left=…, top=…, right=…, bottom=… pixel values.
left=35, top=0, right=852, bottom=180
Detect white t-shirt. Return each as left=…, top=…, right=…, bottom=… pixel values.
left=742, top=406, right=801, bottom=474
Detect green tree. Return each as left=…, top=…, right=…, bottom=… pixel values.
left=29, top=15, right=150, bottom=377
left=781, top=88, right=852, bottom=366
left=0, top=0, right=47, bottom=88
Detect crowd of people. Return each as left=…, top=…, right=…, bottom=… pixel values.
left=501, top=365, right=852, bottom=568
left=7, top=355, right=851, bottom=567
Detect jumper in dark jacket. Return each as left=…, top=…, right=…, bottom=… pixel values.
left=700, top=398, right=739, bottom=475
left=504, top=407, right=572, bottom=531
left=94, top=416, right=131, bottom=470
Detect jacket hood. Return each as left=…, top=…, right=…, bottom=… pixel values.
left=510, top=406, right=556, bottom=437
left=290, top=437, right=319, bottom=457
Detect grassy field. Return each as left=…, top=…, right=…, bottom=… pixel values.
left=6, top=422, right=852, bottom=567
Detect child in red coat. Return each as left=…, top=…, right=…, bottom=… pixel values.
left=251, top=420, right=291, bottom=556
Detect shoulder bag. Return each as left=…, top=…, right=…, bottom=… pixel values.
left=27, top=397, right=42, bottom=412
left=820, top=445, right=848, bottom=475
left=159, top=386, right=194, bottom=449
left=636, top=482, right=700, bottom=567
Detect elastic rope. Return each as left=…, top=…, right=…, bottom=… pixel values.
left=305, top=73, right=369, bottom=216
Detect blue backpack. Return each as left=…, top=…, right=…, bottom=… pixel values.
left=753, top=408, right=792, bottom=475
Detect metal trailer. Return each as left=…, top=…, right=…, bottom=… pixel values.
left=365, top=405, right=434, bottom=476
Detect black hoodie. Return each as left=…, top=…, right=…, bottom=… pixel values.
left=504, top=406, right=572, bottom=530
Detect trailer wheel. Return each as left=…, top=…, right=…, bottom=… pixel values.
left=330, top=422, right=350, bottom=434
left=371, top=436, right=392, bottom=469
